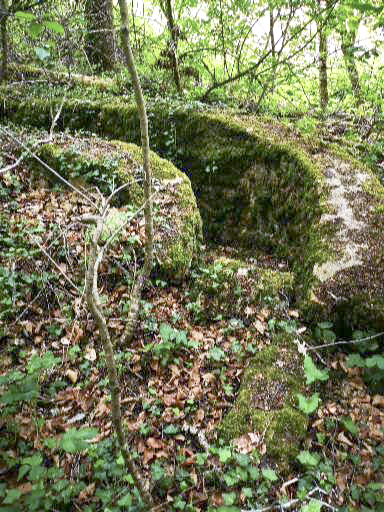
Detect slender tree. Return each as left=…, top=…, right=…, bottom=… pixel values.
left=118, top=0, right=153, bottom=345
left=317, top=0, right=330, bottom=110
left=0, top=0, right=8, bottom=81
left=338, top=11, right=363, bottom=104
left=159, top=0, right=182, bottom=94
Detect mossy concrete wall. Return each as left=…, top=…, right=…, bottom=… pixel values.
left=33, top=138, right=203, bottom=280
left=0, top=85, right=323, bottom=301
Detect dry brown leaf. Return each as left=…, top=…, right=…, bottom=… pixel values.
left=77, top=482, right=96, bottom=502
left=195, top=408, right=205, bottom=423
left=163, top=393, right=178, bottom=406
left=233, top=432, right=262, bottom=453
left=190, top=330, right=205, bottom=342
left=17, top=483, right=33, bottom=494
left=202, top=372, right=216, bottom=385
left=143, top=449, right=155, bottom=464
left=337, top=432, right=354, bottom=447
left=84, top=346, right=97, bottom=362
left=65, top=369, right=78, bottom=384
left=372, top=395, right=384, bottom=407
left=94, top=398, right=110, bottom=418
left=146, top=437, right=165, bottom=450
left=253, top=319, right=265, bottom=334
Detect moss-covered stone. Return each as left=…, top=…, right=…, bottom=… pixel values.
left=218, top=341, right=307, bottom=466
left=31, top=137, right=202, bottom=279
left=3, top=77, right=384, bottom=466
left=188, top=256, right=294, bottom=322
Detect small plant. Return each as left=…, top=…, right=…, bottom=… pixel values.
left=143, top=323, right=199, bottom=366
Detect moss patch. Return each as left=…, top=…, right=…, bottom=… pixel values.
left=31, top=136, right=202, bottom=279
left=188, top=256, right=294, bottom=322
left=219, top=342, right=307, bottom=465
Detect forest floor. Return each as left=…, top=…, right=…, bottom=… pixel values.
left=0, top=125, right=383, bottom=511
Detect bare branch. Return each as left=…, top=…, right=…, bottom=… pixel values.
left=0, top=127, right=97, bottom=208
left=29, top=235, right=81, bottom=292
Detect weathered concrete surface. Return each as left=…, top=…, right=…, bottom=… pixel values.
left=307, top=151, right=384, bottom=333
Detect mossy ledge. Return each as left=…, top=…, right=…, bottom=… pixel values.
left=32, top=137, right=203, bottom=280
left=0, top=89, right=323, bottom=299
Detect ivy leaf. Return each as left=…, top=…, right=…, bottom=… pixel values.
left=297, top=393, right=320, bottom=414
left=300, top=499, right=323, bottom=512
left=151, top=463, right=165, bottom=481
left=261, top=468, right=278, bottom=481
left=209, top=346, right=226, bottom=361
left=346, top=353, right=365, bottom=367
left=117, top=493, right=133, bottom=506
left=223, top=492, right=237, bottom=505
left=365, top=355, right=384, bottom=369
left=218, top=447, right=232, bottom=463
left=342, top=417, right=359, bottom=436
left=60, top=428, right=98, bottom=453
left=43, top=21, right=65, bottom=35
left=15, top=11, right=36, bottom=21
left=317, top=321, right=333, bottom=329
left=297, top=450, right=320, bottom=467
left=3, top=489, right=22, bottom=504
left=28, top=22, right=44, bottom=38
left=163, top=424, right=179, bottom=435
left=304, top=355, right=329, bottom=385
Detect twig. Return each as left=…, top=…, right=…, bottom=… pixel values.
left=0, top=127, right=96, bottom=208
left=29, top=236, right=80, bottom=292
left=308, top=331, right=384, bottom=351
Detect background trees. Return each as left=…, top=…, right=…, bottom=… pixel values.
left=4, top=0, right=384, bottom=113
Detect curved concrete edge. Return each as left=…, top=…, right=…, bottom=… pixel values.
left=34, top=138, right=203, bottom=280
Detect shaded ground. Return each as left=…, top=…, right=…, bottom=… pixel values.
left=0, top=125, right=384, bottom=511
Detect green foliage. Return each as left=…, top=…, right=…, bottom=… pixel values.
left=60, top=428, right=99, bottom=453
left=143, top=323, right=199, bottom=366
left=313, top=322, right=337, bottom=344
left=346, top=352, right=384, bottom=392
left=297, top=392, right=320, bottom=414
left=0, top=351, right=59, bottom=410
left=303, top=355, right=329, bottom=385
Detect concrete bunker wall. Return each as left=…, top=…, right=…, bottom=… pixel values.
left=0, top=96, right=322, bottom=297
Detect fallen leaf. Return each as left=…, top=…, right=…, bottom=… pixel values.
left=372, top=395, right=384, bottom=407
left=84, top=346, right=97, bottom=362
left=337, top=432, right=353, bottom=447
left=195, top=408, right=205, bottom=423
left=253, top=319, right=265, bottom=334
left=77, top=482, right=96, bottom=502
left=143, top=449, right=155, bottom=464
left=147, top=438, right=165, bottom=450
left=65, top=369, right=78, bottom=384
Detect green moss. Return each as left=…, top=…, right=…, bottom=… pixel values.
left=188, top=258, right=294, bottom=321
left=218, top=341, right=307, bottom=465
left=363, top=176, right=384, bottom=200
left=0, top=90, right=322, bottom=278
left=30, top=138, right=202, bottom=280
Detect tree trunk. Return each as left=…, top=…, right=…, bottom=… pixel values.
left=318, top=19, right=328, bottom=110
left=269, top=4, right=276, bottom=92
left=118, top=0, right=153, bottom=346
left=340, top=30, right=362, bottom=105
left=316, top=0, right=331, bottom=111
left=85, top=0, right=116, bottom=72
left=163, top=0, right=182, bottom=94
left=219, top=0, right=227, bottom=78
left=0, top=0, right=8, bottom=81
